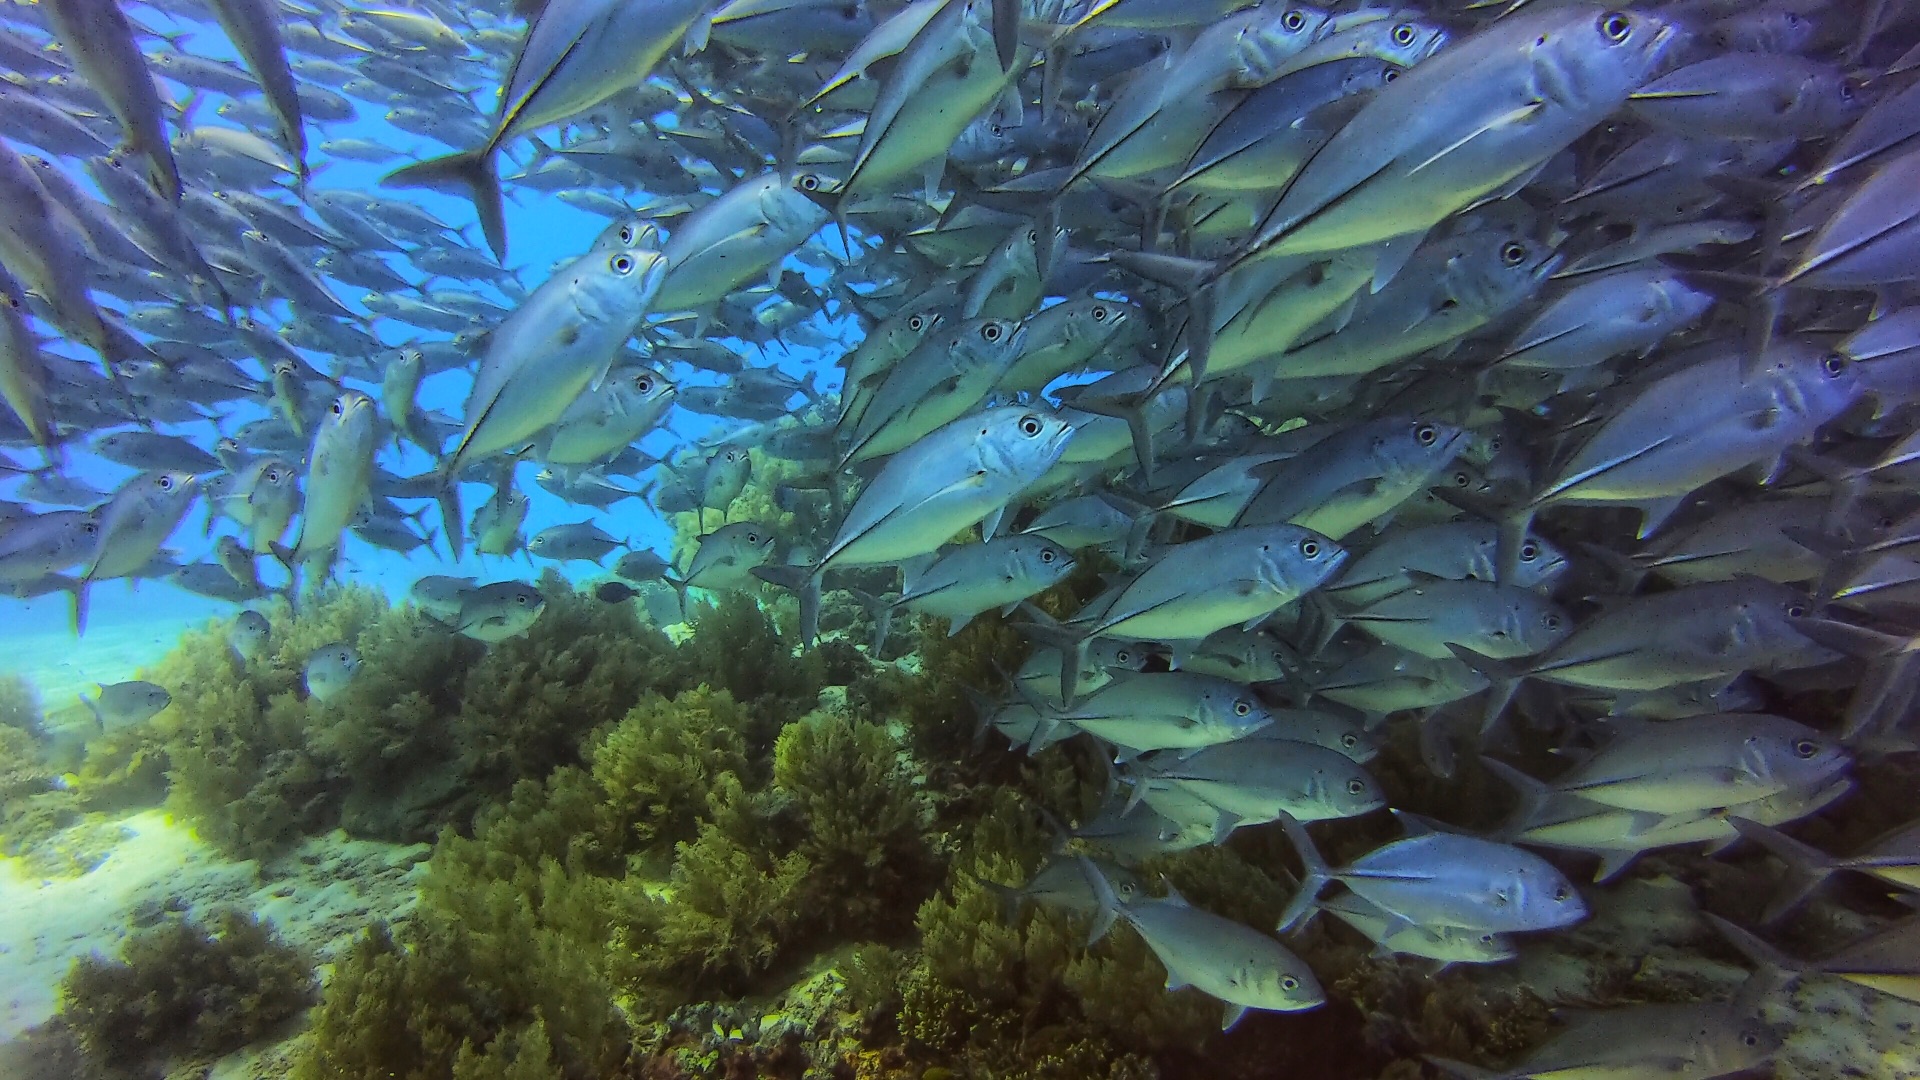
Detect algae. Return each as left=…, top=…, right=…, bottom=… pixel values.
left=58, top=910, right=314, bottom=1072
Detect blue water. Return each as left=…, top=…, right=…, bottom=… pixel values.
left=2, top=1, right=851, bottom=639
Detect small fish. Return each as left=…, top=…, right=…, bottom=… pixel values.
left=1085, top=862, right=1326, bottom=1029
left=453, top=582, right=547, bottom=643
left=228, top=609, right=271, bottom=662
left=81, top=680, right=172, bottom=729
left=527, top=520, right=629, bottom=564
left=304, top=642, right=362, bottom=703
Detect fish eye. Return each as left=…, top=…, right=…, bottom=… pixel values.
left=1598, top=10, right=1632, bottom=41
left=1543, top=613, right=1562, bottom=631
left=1416, top=424, right=1438, bottom=445
left=1500, top=241, right=1527, bottom=265
left=1092, top=305, right=1108, bottom=321
left=1392, top=22, right=1416, bottom=44
left=1786, top=602, right=1808, bottom=617
left=1040, top=548, right=1056, bottom=562
left=1452, top=470, right=1471, bottom=487
left=1281, top=8, right=1305, bottom=30
left=1794, top=739, right=1819, bottom=758
left=1822, top=353, right=1847, bottom=377
left=1346, top=778, right=1365, bottom=794
left=1839, top=80, right=1857, bottom=102
left=1281, top=975, right=1300, bottom=990
left=1342, top=733, right=1357, bottom=747
left=636, top=374, right=654, bottom=393
left=331, top=399, right=345, bottom=415
left=1743, top=1033, right=1760, bottom=1047
left=1553, top=885, right=1572, bottom=901
left=619, top=224, right=635, bottom=244
left=1234, top=700, right=1251, bottom=716
left=747, top=532, right=760, bottom=542
left=1116, top=649, right=1131, bottom=663
left=1019, top=414, right=1044, bottom=436
left=1381, top=66, right=1401, bottom=82
left=158, top=475, right=175, bottom=490
left=1520, top=541, right=1540, bottom=561
left=612, top=254, right=634, bottom=274
left=908, top=314, right=925, bottom=331
left=1300, top=538, right=1320, bottom=557
left=982, top=322, right=1004, bottom=342
left=1026, top=227, right=1038, bottom=242
left=515, top=594, right=528, bottom=605
left=799, top=173, right=820, bottom=191
left=266, top=468, right=282, bottom=482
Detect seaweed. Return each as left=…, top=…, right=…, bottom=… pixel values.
left=671, top=592, right=822, bottom=742
left=58, top=910, right=314, bottom=1072
left=0, top=670, right=43, bottom=734
left=591, top=687, right=750, bottom=851
left=613, top=814, right=814, bottom=1012
left=772, top=709, right=933, bottom=936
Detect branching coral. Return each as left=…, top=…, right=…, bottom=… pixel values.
left=59, top=910, right=314, bottom=1071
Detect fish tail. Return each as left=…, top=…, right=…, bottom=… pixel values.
left=436, top=468, right=466, bottom=562
left=960, top=684, right=1001, bottom=753
left=963, top=869, right=1026, bottom=926
left=846, top=588, right=893, bottom=655
left=268, top=540, right=305, bottom=603
left=1478, top=757, right=1552, bottom=840
left=1421, top=1057, right=1497, bottom=1080
left=1275, top=812, right=1333, bottom=935
left=1075, top=854, right=1121, bottom=946
left=1444, top=643, right=1523, bottom=736
left=751, top=564, right=820, bottom=647
left=1728, top=818, right=1836, bottom=926
left=1703, top=914, right=1807, bottom=1012
left=384, top=148, right=506, bottom=262
left=67, top=578, right=90, bottom=637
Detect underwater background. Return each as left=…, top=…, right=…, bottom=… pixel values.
left=3, top=0, right=1920, bottom=1078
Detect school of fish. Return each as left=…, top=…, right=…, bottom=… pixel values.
left=4, top=0, right=1920, bottom=1070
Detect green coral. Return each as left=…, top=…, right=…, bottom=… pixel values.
left=58, top=910, right=313, bottom=1071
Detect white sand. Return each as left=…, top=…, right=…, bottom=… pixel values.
left=0, top=809, right=426, bottom=1043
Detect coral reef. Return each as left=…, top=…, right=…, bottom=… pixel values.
left=57, top=909, right=314, bottom=1072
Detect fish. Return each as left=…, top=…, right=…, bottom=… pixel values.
left=755, top=406, right=1075, bottom=644
left=276, top=391, right=377, bottom=573
left=1085, top=863, right=1326, bottom=1029
left=304, top=642, right=362, bottom=702
left=76, top=470, right=201, bottom=634
left=383, top=0, right=713, bottom=259
left=864, top=535, right=1074, bottom=649
left=1279, top=813, right=1588, bottom=935
left=80, top=680, right=172, bottom=729
left=1426, top=1001, right=1780, bottom=1080
left=438, top=233, right=667, bottom=557
left=40, top=0, right=181, bottom=204
left=228, top=609, right=272, bottom=661
left=1022, top=524, right=1346, bottom=703
left=452, top=581, right=548, bottom=642
left=527, top=520, right=628, bottom=564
